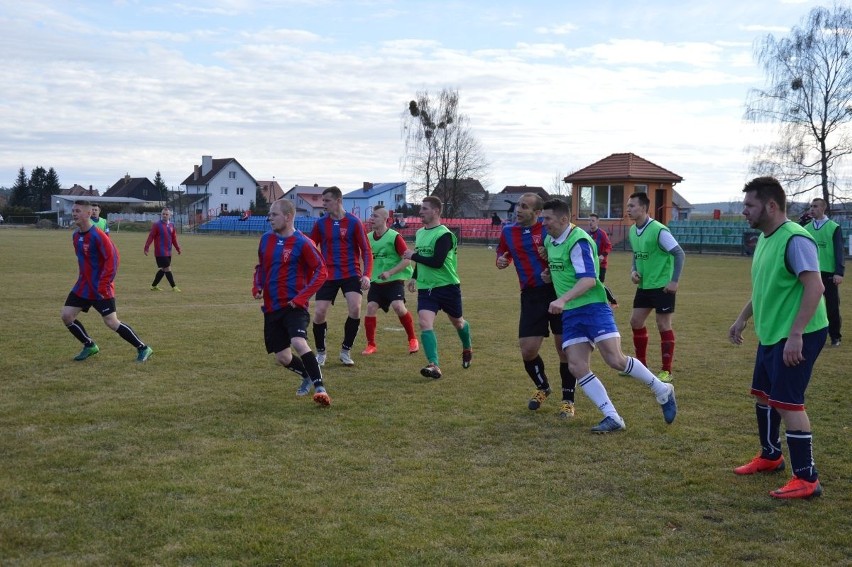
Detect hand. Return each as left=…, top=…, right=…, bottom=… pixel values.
left=541, top=269, right=552, bottom=284
left=407, top=279, right=417, bottom=293
left=378, top=271, right=389, bottom=281
left=496, top=252, right=510, bottom=269
left=177, top=249, right=181, bottom=255
left=631, top=271, right=641, bottom=284
left=728, top=318, right=746, bottom=345
left=253, top=289, right=262, bottom=300
left=144, top=249, right=149, bottom=256
left=537, top=245, right=547, bottom=259
left=360, top=276, right=371, bottom=291
left=402, top=249, right=414, bottom=260
left=664, top=281, right=678, bottom=294
left=833, top=274, right=843, bottom=285
left=782, top=333, right=805, bottom=367
left=548, top=298, right=566, bottom=315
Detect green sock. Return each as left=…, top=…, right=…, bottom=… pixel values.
left=421, top=329, right=439, bottom=365
left=456, top=321, right=472, bottom=349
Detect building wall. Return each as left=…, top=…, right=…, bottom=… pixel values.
left=184, top=167, right=255, bottom=218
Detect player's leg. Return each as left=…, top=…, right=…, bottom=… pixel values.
left=102, top=309, right=152, bottom=362
left=417, top=299, right=442, bottom=378
left=62, top=298, right=98, bottom=360
left=312, top=283, right=335, bottom=365
left=362, top=299, right=380, bottom=354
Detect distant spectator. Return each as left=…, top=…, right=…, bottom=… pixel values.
left=0, top=213, right=4, bottom=224
left=491, top=212, right=501, bottom=226
left=239, top=210, right=251, bottom=221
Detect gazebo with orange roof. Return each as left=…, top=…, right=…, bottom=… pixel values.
left=564, top=153, right=684, bottom=227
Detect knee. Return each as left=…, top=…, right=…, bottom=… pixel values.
left=275, top=351, right=293, bottom=366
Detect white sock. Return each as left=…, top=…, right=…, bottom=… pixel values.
left=578, top=372, right=620, bottom=420
left=623, top=356, right=669, bottom=400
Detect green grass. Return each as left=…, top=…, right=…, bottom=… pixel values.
left=1, top=228, right=850, bottom=565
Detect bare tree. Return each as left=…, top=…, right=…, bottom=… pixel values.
left=401, top=88, right=490, bottom=212
left=746, top=4, right=852, bottom=207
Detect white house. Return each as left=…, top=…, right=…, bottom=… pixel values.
left=281, top=184, right=330, bottom=217
left=342, top=182, right=408, bottom=221
left=180, top=155, right=257, bottom=221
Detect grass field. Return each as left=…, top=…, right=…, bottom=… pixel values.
left=1, top=228, right=850, bottom=566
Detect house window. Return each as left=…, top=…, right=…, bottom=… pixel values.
left=377, top=200, right=384, bottom=207
left=634, top=184, right=648, bottom=195
left=229, top=171, right=236, bottom=179
left=578, top=185, right=624, bottom=219
left=395, top=193, right=403, bottom=203
left=221, top=203, right=228, bottom=212
left=221, top=187, right=228, bottom=195
left=236, top=187, right=244, bottom=196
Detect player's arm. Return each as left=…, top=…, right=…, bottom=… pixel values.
left=252, top=262, right=263, bottom=299
left=407, top=232, right=453, bottom=268
left=495, top=231, right=512, bottom=269
left=832, top=225, right=845, bottom=282
left=729, top=301, right=753, bottom=345
left=659, top=230, right=685, bottom=293
left=548, top=240, right=597, bottom=313
left=294, top=244, right=328, bottom=307
left=97, top=235, right=118, bottom=297
left=172, top=226, right=181, bottom=254
left=143, top=224, right=157, bottom=255
left=379, top=234, right=411, bottom=280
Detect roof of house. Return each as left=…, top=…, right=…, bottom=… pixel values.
left=564, top=153, right=683, bottom=184
left=499, top=185, right=549, bottom=198
left=62, top=184, right=100, bottom=196
left=103, top=176, right=158, bottom=198
left=181, top=157, right=257, bottom=186
left=257, top=180, right=284, bottom=202
left=433, top=178, right=487, bottom=196
left=343, top=182, right=406, bottom=199
left=672, top=190, right=693, bottom=209
left=297, top=193, right=325, bottom=207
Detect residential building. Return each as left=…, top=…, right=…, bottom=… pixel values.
left=432, top=178, right=487, bottom=218
left=180, top=155, right=257, bottom=220
left=342, top=182, right=408, bottom=221
left=281, top=184, right=329, bottom=217
left=104, top=175, right=161, bottom=201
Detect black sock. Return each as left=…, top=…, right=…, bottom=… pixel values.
left=342, top=317, right=360, bottom=351
left=786, top=430, right=818, bottom=482
left=560, top=362, right=576, bottom=403
left=165, top=271, right=176, bottom=287
left=523, top=356, right=549, bottom=390
left=152, top=270, right=165, bottom=286
left=313, top=322, right=327, bottom=352
left=301, top=351, right=324, bottom=388
left=285, top=356, right=308, bottom=378
left=67, top=320, right=94, bottom=346
left=116, top=323, right=145, bottom=349
left=756, top=403, right=782, bottom=459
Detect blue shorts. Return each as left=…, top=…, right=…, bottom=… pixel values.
left=751, top=328, right=827, bottom=411
left=560, top=302, right=620, bottom=349
left=417, top=284, right=463, bottom=318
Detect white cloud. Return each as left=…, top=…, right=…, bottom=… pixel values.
left=534, top=23, right=578, bottom=35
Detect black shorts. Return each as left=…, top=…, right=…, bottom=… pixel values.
left=417, top=284, right=463, bottom=318
left=633, top=287, right=676, bottom=314
left=519, top=285, right=561, bottom=338
left=155, top=256, right=172, bottom=269
left=65, top=291, right=116, bottom=317
left=315, top=276, right=362, bottom=303
left=264, top=307, right=310, bottom=354
left=367, top=280, right=406, bottom=312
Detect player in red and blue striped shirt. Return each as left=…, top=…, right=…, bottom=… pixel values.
left=144, top=208, right=182, bottom=291
left=254, top=199, right=331, bottom=406
left=496, top=193, right=576, bottom=416
left=61, top=200, right=153, bottom=362
left=308, top=186, right=373, bottom=366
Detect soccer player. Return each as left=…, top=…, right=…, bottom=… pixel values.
left=144, top=207, right=182, bottom=292
left=626, top=192, right=685, bottom=383
left=587, top=213, right=618, bottom=307
left=541, top=198, right=676, bottom=433
left=362, top=206, right=419, bottom=356
left=61, top=200, right=153, bottom=362
left=729, top=177, right=828, bottom=499
left=253, top=199, right=331, bottom=406
left=403, top=196, right=472, bottom=379
left=309, top=186, right=373, bottom=366
left=90, top=203, right=110, bottom=236
left=496, top=192, right=576, bottom=417
left=804, top=198, right=844, bottom=347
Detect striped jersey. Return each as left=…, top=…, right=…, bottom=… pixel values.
left=144, top=220, right=181, bottom=257
left=496, top=221, right=550, bottom=290
left=254, top=230, right=327, bottom=313
left=72, top=226, right=118, bottom=300
left=309, top=212, right=372, bottom=280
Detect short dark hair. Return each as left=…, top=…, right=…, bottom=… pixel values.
left=422, top=196, right=442, bottom=213
left=542, top=198, right=570, bottom=216
left=628, top=192, right=650, bottom=209
left=743, top=177, right=786, bottom=211
left=322, top=186, right=342, bottom=199
left=589, top=213, right=599, bottom=219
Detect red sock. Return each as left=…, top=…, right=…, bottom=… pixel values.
left=399, top=311, right=416, bottom=341
left=364, top=316, right=377, bottom=346
left=633, top=327, right=648, bottom=366
left=660, top=329, right=675, bottom=372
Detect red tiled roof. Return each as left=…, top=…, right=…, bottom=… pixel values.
left=564, top=153, right=683, bottom=183
left=298, top=193, right=324, bottom=206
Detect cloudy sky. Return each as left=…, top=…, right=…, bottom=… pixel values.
left=0, top=0, right=821, bottom=204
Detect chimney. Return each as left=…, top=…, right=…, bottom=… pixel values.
left=124, top=174, right=131, bottom=184
left=202, top=155, right=213, bottom=176
left=194, top=165, right=200, bottom=180
left=363, top=182, right=373, bottom=191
